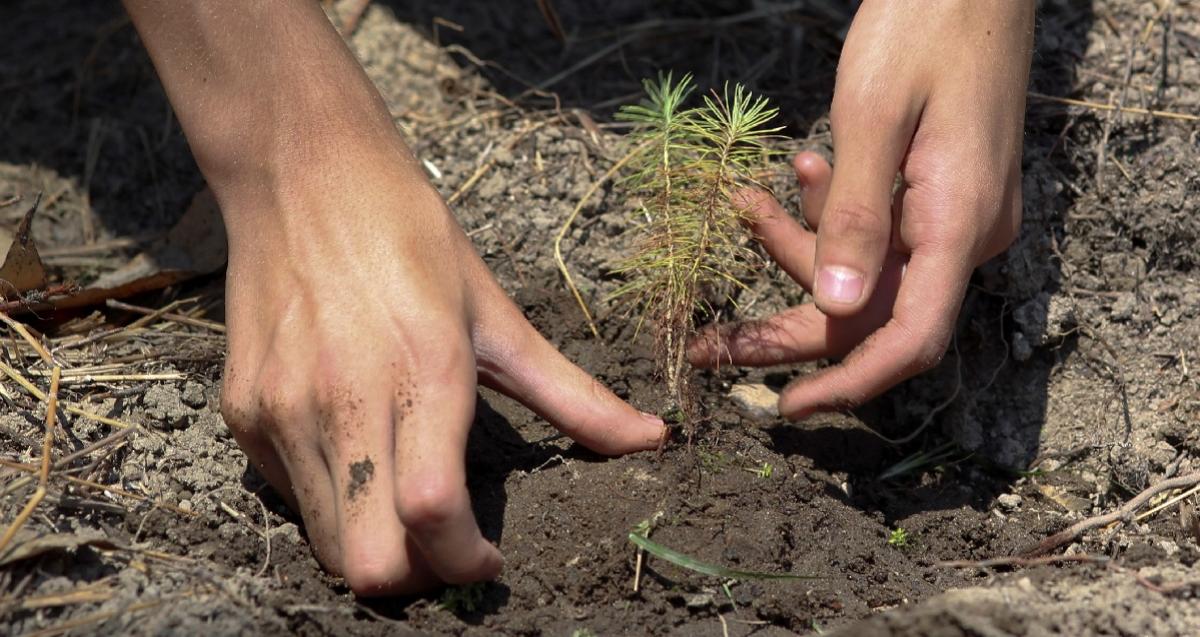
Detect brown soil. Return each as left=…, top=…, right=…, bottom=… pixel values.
left=3, top=1, right=1200, bottom=635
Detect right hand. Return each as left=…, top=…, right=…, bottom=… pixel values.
left=689, top=1, right=1031, bottom=419
left=217, top=151, right=665, bottom=596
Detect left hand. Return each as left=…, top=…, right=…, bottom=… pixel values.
left=689, top=0, right=1035, bottom=419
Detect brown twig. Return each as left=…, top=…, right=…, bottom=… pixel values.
left=0, top=283, right=82, bottom=315
left=938, top=554, right=1110, bottom=569
left=1128, top=569, right=1200, bottom=595
left=1022, top=471, right=1200, bottom=557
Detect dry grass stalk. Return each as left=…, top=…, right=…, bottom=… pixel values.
left=1028, top=90, right=1200, bottom=122
left=0, top=359, right=134, bottom=430
left=53, top=298, right=190, bottom=352
left=0, top=459, right=196, bottom=518
left=0, top=367, right=60, bottom=555
left=555, top=140, right=651, bottom=338
left=105, top=299, right=226, bottom=333
left=0, top=313, right=55, bottom=366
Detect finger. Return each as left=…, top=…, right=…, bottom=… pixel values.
left=688, top=304, right=836, bottom=367
left=258, top=413, right=344, bottom=575
left=688, top=252, right=903, bottom=368
left=743, top=189, right=816, bottom=289
left=232, top=366, right=346, bottom=574
left=474, top=296, right=665, bottom=456
left=982, top=177, right=1023, bottom=261
left=394, top=337, right=504, bottom=585
left=220, top=381, right=299, bottom=510
left=813, top=94, right=920, bottom=315
left=778, top=249, right=971, bottom=420
left=321, top=387, right=437, bottom=596
left=793, top=151, right=831, bottom=229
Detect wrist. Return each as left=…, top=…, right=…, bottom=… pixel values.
left=125, top=0, right=418, bottom=202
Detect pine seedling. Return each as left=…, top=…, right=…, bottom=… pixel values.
left=612, top=73, right=781, bottom=437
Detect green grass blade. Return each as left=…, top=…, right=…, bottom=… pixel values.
left=628, top=532, right=817, bottom=580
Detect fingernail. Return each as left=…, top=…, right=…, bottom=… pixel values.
left=816, top=265, right=864, bottom=305
left=639, top=411, right=665, bottom=427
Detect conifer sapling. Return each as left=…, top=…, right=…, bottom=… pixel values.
left=612, top=73, right=782, bottom=439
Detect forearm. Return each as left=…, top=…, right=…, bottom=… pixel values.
left=122, top=1, right=414, bottom=197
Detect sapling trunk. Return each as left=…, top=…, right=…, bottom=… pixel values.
left=612, top=73, right=781, bottom=441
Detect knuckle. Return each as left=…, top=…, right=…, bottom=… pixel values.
left=218, top=386, right=251, bottom=430
left=395, top=473, right=463, bottom=532
left=822, top=203, right=888, bottom=243
left=339, top=553, right=402, bottom=596
left=220, top=368, right=264, bottom=439
left=831, top=90, right=908, bottom=136
left=257, top=379, right=310, bottom=435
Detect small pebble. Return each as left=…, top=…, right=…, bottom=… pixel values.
left=997, top=493, right=1023, bottom=511
left=683, top=593, right=713, bottom=610
left=728, top=383, right=779, bottom=420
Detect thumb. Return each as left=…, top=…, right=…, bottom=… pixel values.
left=474, top=296, right=666, bottom=455
left=814, top=99, right=919, bottom=316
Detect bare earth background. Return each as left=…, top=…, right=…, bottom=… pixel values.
left=1, top=0, right=1199, bottom=635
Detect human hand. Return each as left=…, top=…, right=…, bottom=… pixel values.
left=689, top=1, right=1035, bottom=419
left=122, top=0, right=663, bottom=599
left=216, top=153, right=665, bottom=596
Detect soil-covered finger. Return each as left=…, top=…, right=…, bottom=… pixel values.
left=394, top=339, right=503, bottom=585
left=313, top=385, right=437, bottom=595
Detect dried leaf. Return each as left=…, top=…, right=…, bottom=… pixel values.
left=0, top=529, right=119, bottom=567
left=50, top=188, right=226, bottom=310
left=0, top=195, right=48, bottom=298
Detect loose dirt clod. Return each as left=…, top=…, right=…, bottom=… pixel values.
left=347, top=457, right=375, bottom=501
